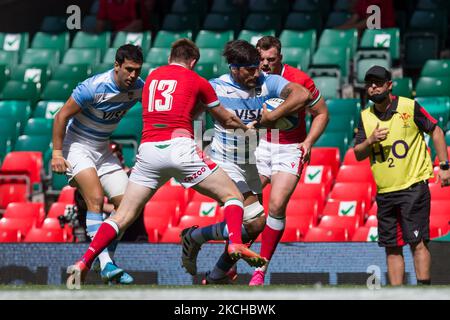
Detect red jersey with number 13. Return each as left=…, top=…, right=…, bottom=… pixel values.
left=141, top=64, right=219, bottom=142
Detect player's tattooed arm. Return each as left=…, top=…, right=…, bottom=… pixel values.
left=261, top=82, right=312, bottom=127
left=279, top=85, right=293, bottom=100
left=279, top=82, right=312, bottom=114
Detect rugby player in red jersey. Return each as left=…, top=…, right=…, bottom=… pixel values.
left=247, top=36, right=329, bottom=285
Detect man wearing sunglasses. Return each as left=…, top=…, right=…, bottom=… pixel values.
left=354, top=65, right=450, bottom=286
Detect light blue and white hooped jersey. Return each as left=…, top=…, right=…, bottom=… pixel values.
left=209, top=73, right=288, bottom=163
left=67, top=69, right=144, bottom=145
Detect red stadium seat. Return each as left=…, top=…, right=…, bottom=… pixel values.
left=0, top=183, right=28, bottom=210
left=430, top=202, right=450, bottom=234
left=0, top=151, right=44, bottom=199
left=0, top=151, right=43, bottom=185
left=144, top=201, right=180, bottom=225
left=318, top=215, right=359, bottom=239
left=0, top=217, right=34, bottom=235
left=429, top=183, right=450, bottom=200
left=430, top=226, right=444, bottom=239
left=430, top=200, right=450, bottom=216
left=286, top=215, right=313, bottom=237
left=321, top=199, right=364, bottom=225
left=286, top=199, right=319, bottom=226
left=57, top=186, right=76, bottom=204
left=23, top=227, right=66, bottom=242
left=365, top=215, right=378, bottom=227
left=367, top=202, right=378, bottom=217
left=329, top=182, right=373, bottom=211
left=152, top=182, right=190, bottom=211
left=47, top=202, right=72, bottom=218
left=280, top=227, right=302, bottom=242
left=143, top=215, right=172, bottom=236
left=300, top=164, right=334, bottom=193
left=40, top=217, right=73, bottom=241
left=352, top=227, right=368, bottom=242
left=3, top=202, right=45, bottom=226
left=343, top=148, right=371, bottom=167
left=160, top=227, right=182, bottom=243
left=177, top=215, right=218, bottom=229
left=0, top=229, right=22, bottom=242
left=145, top=228, right=160, bottom=243
left=351, top=226, right=379, bottom=242
left=183, top=201, right=221, bottom=220
left=41, top=217, right=63, bottom=230
left=309, top=147, right=340, bottom=178
left=263, top=189, right=318, bottom=220
left=291, top=183, right=327, bottom=212
left=304, top=227, right=347, bottom=242
left=335, top=165, right=376, bottom=192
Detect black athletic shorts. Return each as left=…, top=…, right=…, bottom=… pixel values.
left=376, top=180, right=430, bottom=247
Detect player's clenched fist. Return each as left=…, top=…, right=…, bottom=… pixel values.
left=51, top=150, right=71, bottom=174
left=367, top=122, right=389, bottom=145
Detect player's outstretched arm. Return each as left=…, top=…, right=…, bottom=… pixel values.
left=260, top=82, right=312, bottom=127
left=51, top=97, right=82, bottom=173
left=208, top=105, right=249, bottom=131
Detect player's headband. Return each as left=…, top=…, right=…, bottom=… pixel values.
left=229, top=63, right=260, bottom=69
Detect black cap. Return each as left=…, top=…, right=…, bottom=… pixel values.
left=364, top=65, right=391, bottom=81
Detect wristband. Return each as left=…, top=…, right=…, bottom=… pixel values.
left=439, top=160, right=449, bottom=170
left=52, top=150, right=64, bottom=158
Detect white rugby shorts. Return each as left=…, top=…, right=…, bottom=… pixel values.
left=209, top=151, right=262, bottom=195
left=63, top=140, right=123, bottom=181
left=255, top=139, right=304, bottom=178
left=129, top=137, right=218, bottom=189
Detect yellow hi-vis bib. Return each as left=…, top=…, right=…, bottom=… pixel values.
left=361, top=97, right=433, bottom=193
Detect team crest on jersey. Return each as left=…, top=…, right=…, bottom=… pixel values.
left=399, top=112, right=411, bottom=128
left=255, top=86, right=262, bottom=96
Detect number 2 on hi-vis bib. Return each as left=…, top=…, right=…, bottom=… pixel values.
left=148, top=79, right=177, bottom=112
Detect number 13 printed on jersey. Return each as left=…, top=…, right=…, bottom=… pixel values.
left=147, top=79, right=178, bottom=112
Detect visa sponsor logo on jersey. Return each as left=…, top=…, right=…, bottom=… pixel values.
left=233, top=109, right=262, bottom=121
left=102, top=109, right=127, bottom=120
